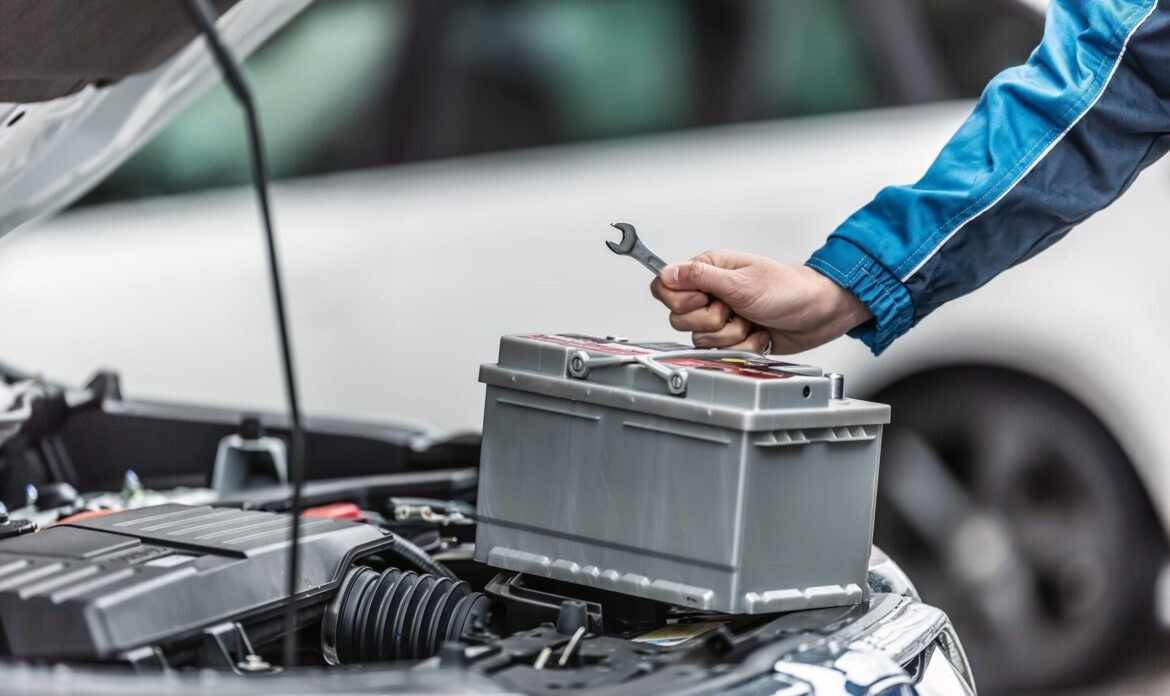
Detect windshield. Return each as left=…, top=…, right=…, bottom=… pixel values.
left=81, top=0, right=1038, bottom=203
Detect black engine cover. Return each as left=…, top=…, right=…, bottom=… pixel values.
left=0, top=504, right=389, bottom=660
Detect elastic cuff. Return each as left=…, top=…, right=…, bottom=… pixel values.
left=805, top=237, right=915, bottom=355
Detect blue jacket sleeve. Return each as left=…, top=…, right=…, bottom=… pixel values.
left=806, top=0, right=1170, bottom=354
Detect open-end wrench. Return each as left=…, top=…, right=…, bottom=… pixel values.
left=607, top=221, right=759, bottom=346
left=607, top=222, right=667, bottom=275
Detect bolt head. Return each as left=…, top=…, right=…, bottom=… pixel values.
left=237, top=654, right=271, bottom=672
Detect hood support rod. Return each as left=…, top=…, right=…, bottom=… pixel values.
left=181, top=0, right=308, bottom=668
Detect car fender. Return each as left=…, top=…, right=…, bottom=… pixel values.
left=806, top=275, right=1170, bottom=540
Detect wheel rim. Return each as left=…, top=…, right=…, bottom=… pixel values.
left=873, top=368, right=1150, bottom=692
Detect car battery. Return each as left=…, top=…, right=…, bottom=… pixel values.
left=474, top=333, right=890, bottom=615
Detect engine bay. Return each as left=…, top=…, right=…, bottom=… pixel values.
left=0, top=370, right=962, bottom=695
left=0, top=499, right=923, bottom=694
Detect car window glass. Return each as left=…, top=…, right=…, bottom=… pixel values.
left=84, top=0, right=883, bottom=203
left=82, top=0, right=1038, bottom=205
left=85, top=0, right=407, bottom=204
left=916, top=0, right=1042, bottom=96
left=747, top=0, right=877, bottom=117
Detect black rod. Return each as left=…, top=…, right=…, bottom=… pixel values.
left=180, top=0, right=308, bottom=668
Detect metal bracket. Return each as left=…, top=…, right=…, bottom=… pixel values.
left=566, top=349, right=776, bottom=397
left=567, top=350, right=688, bottom=395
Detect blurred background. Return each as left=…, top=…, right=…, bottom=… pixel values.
left=1, top=0, right=1169, bottom=693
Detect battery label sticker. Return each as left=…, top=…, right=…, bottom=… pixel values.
left=524, top=334, right=652, bottom=356
left=659, top=357, right=793, bottom=379
left=633, top=621, right=725, bottom=647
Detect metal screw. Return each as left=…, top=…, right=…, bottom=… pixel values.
left=237, top=654, right=271, bottom=672
left=568, top=351, right=590, bottom=378
left=667, top=371, right=687, bottom=395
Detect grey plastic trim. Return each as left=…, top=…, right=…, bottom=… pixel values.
left=487, top=547, right=719, bottom=610
left=481, top=365, right=889, bottom=432
left=743, top=583, right=865, bottom=612
left=487, top=546, right=865, bottom=614
left=621, top=420, right=732, bottom=445
left=753, top=425, right=878, bottom=448
left=495, top=397, right=601, bottom=421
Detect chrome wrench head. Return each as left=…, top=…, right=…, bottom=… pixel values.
left=607, top=222, right=667, bottom=275
left=606, top=222, right=638, bottom=255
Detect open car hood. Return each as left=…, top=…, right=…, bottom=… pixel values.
left=0, top=0, right=310, bottom=240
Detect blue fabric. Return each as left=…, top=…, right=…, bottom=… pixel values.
left=807, top=0, right=1170, bottom=354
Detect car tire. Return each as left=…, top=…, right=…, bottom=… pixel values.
left=871, top=366, right=1164, bottom=694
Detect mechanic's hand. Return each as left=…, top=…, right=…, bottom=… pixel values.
left=650, top=250, right=873, bottom=354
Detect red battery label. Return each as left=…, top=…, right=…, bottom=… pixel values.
left=525, top=334, right=652, bottom=356
left=524, top=335, right=805, bottom=379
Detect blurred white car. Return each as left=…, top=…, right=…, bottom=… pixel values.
left=1, top=0, right=1160, bottom=692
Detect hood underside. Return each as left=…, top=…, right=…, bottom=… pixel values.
left=0, top=0, right=310, bottom=240
left=0, top=1, right=240, bottom=103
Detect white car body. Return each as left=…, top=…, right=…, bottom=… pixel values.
left=2, top=98, right=1168, bottom=543
left=0, top=2, right=991, bottom=694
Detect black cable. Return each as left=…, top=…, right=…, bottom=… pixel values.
left=180, top=0, right=308, bottom=668
left=386, top=535, right=458, bottom=580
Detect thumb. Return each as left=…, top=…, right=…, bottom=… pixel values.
left=661, top=261, right=741, bottom=300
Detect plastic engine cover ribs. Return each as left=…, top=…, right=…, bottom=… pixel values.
left=0, top=504, right=392, bottom=660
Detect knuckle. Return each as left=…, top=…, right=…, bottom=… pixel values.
left=661, top=293, right=686, bottom=313
left=712, top=301, right=731, bottom=325
left=668, top=313, right=685, bottom=331
left=682, top=292, right=708, bottom=312
left=729, top=320, right=750, bottom=341
left=696, top=311, right=722, bottom=332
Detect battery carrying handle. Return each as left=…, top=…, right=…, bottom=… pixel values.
left=567, top=349, right=766, bottom=396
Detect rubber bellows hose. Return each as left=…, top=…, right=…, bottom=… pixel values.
left=323, top=567, right=489, bottom=664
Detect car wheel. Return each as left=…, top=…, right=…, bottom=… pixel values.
left=871, top=366, right=1163, bottom=693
